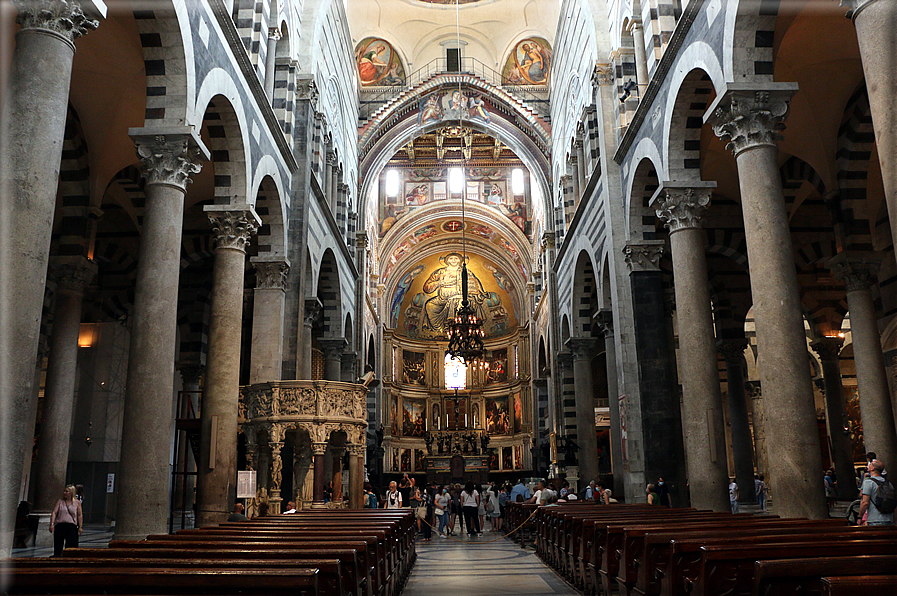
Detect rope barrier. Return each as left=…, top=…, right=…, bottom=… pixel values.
left=415, top=507, right=540, bottom=545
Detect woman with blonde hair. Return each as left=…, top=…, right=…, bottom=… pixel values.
left=50, top=484, right=82, bottom=556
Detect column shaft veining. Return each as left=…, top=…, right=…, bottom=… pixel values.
left=708, top=86, right=827, bottom=519
left=653, top=182, right=729, bottom=512
left=115, top=131, right=208, bottom=540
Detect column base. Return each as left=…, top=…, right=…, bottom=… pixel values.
left=31, top=512, right=53, bottom=548
left=310, top=500, right=328, bottom=510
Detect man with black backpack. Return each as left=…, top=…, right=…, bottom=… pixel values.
left=859, top=459, right=895, bottom=526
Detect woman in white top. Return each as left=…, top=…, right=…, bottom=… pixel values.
left=460, top=481, right=481, bottom=536
left=435, top=486, right=450, bottom=537
left=484, top=484, right=501, bottom=531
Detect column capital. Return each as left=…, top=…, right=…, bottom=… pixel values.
left=592, top=63, right=614, bottom=86
left=650, top=181, right=716, bottom=232
left=15, top=0, right=100, bottom=45
left=567, top=153, right=578, bottom=166
left=348, top=444, right=365, bottom=458
left=297, top=77, right=318, bottom=104
left=541, top=231, right=556, bottom=249
left=251, top=257, right=291, bottom=290
left=810, top=336, right=845, bottom=362
left=565, top=337, right=600, bottom=361
left=841, top=0, right=884, bottom=19
left=268, top=26, right=281, bottom=41
left=50, top=255, right=97, bottom=293
left=312, top=442, right=328, bottom=456
left=319, top=337, right=348, bottom=360
left=704, top=83, right=798, bottom=156
left=337, top=182, right=350, bottom=193
left=557, top=351, right=574, bottom=371
left=177, top=362, right=204, bottom=386
left=356, top=231, right=369, bottom=248
left=623, top=240, right=664, bottom=272
left=827, top=251, right=883, bottom=292
left=130, top=128, right=209, bottom=190
left=304, top=298, right=322, bottom=326
left=717, top=338, right=749, bottom=363
left=593, top=309, right=614, bottom=337
left=205, top=207, right=261, bottom=253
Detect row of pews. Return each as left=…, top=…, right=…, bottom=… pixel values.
left=507, top=501, right=897, bottom=596
left=3, top=509, right=416, bottom=595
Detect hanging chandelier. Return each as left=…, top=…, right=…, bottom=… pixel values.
left=445, top=0, right=487, bottom=371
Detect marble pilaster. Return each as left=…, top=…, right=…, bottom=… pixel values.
left=653, top=181, right=728, bottom=512
left=196, top=208, right=259, bottom=527
left=249, top=257, right=290, bottom=384
left=115, top=130, right=208, bottom=540
left=707, top=84, right=827, bottom=519
left=810, top=336, right=857, bottom=499
left=828, top=252, right=897, bottom=468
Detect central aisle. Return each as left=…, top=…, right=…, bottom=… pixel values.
left=403, top=533, right=579, bottom=596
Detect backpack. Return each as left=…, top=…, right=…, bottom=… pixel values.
left=871, top=477, right=897, bottom=514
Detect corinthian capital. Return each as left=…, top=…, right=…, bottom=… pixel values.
left=717, top=338, right=749, bottom=363
left=623, top=240, right=664, bottom=272
left=841, top=0, right=883, bottom=19
left=651, top=181, right=716, bottom=232
left=206, top=207, right=261, bottom=252
left=252, top=257, right=291, bottom=290
left=705, top=84, right=798, bottom=156
left=15, top=0, right=99, bottom=44
left=810, top=336, right=844, bottom=362
left=51, top=255, right=97, bottom=293
left=130, top=128, right=209, bottom=190
left=827, top=251, right=883, bottom=292
left=565, top=337, right=599, bottom=361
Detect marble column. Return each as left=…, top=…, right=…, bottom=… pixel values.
left=575, top=138, right=588, bottom=190
left=33, top=257, right=97, bottom=513
left=337, top=182, right=349, bottom=233
left=653, top=182, right=729, bottom=512
left=249, top=258, right=290, bottom=384
left=320, top=338, right=347, bottom=382
left=569, top=155, right=582, bottom=206
left=341, top=352, right=357, bottom=383
left=1, top=0, right=99, bottom=556
left=196, top=208, right=259, bottom=527
left=828, top=252, right=897, bottom=468
left=565, top=338, right=600, bottom=485
left=311, top=442, right=327, bottom=507
left=842, top=0, right=897, bottom=253
left=301, top=299, right=321, bottom=380
left=331, top=447, right=345, bottom=502
left=115, top=130, right=208, bottom=540
left=348, top=444, right=365, bottom=509
left=810, top=336, right=857, bottom=499
left=623, top=240, right=688, bottom=508
left=325, top=150, right=336, bottom=205
left=748, top=383, right=769, bottom=477
left=263, top=26, right=280, bottom=101
left=718, top=339, right=758, bottom=508
left=173, top=364, right=202, bottom=512
left=631, top=19, right=649, bottom=94
left=707, top=85, right=827, bottom=519
left=269, top=440, right=284, bottom=514
left=594, top=310, right=624, bottom=497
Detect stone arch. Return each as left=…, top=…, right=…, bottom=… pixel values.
left=196, top=73, right=252, bottom=207
left=253, top=173, right=286, bottom=258
left=664, top=63, right=719, bottom=181
left=316, top=248, right=342, bottom=337
left=134, top=1, right=194, bottom=127
left=57, top=104, right=93, bottom=259
left=538, top=335, right=548, bottom=375
left=723, top=0, right=781, bottom=82
left=627, top=155, right=663, bottom=242
left=572, top=250, right=598, bottom=337
left=367, top=334, right=376, bottom=371
left=704, top=228, right=748, bottom=268
left=835, top=84, right=875, bottom=251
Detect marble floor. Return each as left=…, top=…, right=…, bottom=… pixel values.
left=403, top=531, right=579, bottom=596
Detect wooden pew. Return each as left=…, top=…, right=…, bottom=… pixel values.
left=822, top=575, right=897, bottom=595
left=753, top=554, right=897, bottom=596
left=628, top=519, right=846, bottom=596
left=13, top=556, right=345, bottom=596
left=3, top=566, right=319, bottom=595
left=674, top=532, right=897, bottom=596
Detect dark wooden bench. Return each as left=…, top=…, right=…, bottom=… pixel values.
left=680, top=533, right=897, bottom=596
left=627, top=519, right=846, bottom=596
left=822, top=574, right=897, bottom=595
left=3, top=566, right=319, bottom=595
left=753, top=554, right=897, bottom=596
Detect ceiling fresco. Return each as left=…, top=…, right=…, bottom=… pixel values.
left=391, top=252, right=519, bottom=340
left=355, top=37, right=406, bottom=86
left=501, top=38, right=552, bottom=85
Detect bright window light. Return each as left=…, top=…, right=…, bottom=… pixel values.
left=385, top=170, right=399, bottom=197
left=449, top=167, right=464, bottom=194
left=512, top=168, right=525, bottom=195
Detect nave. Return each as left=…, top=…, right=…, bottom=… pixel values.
left=404, top=535, right=577, bottom=596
